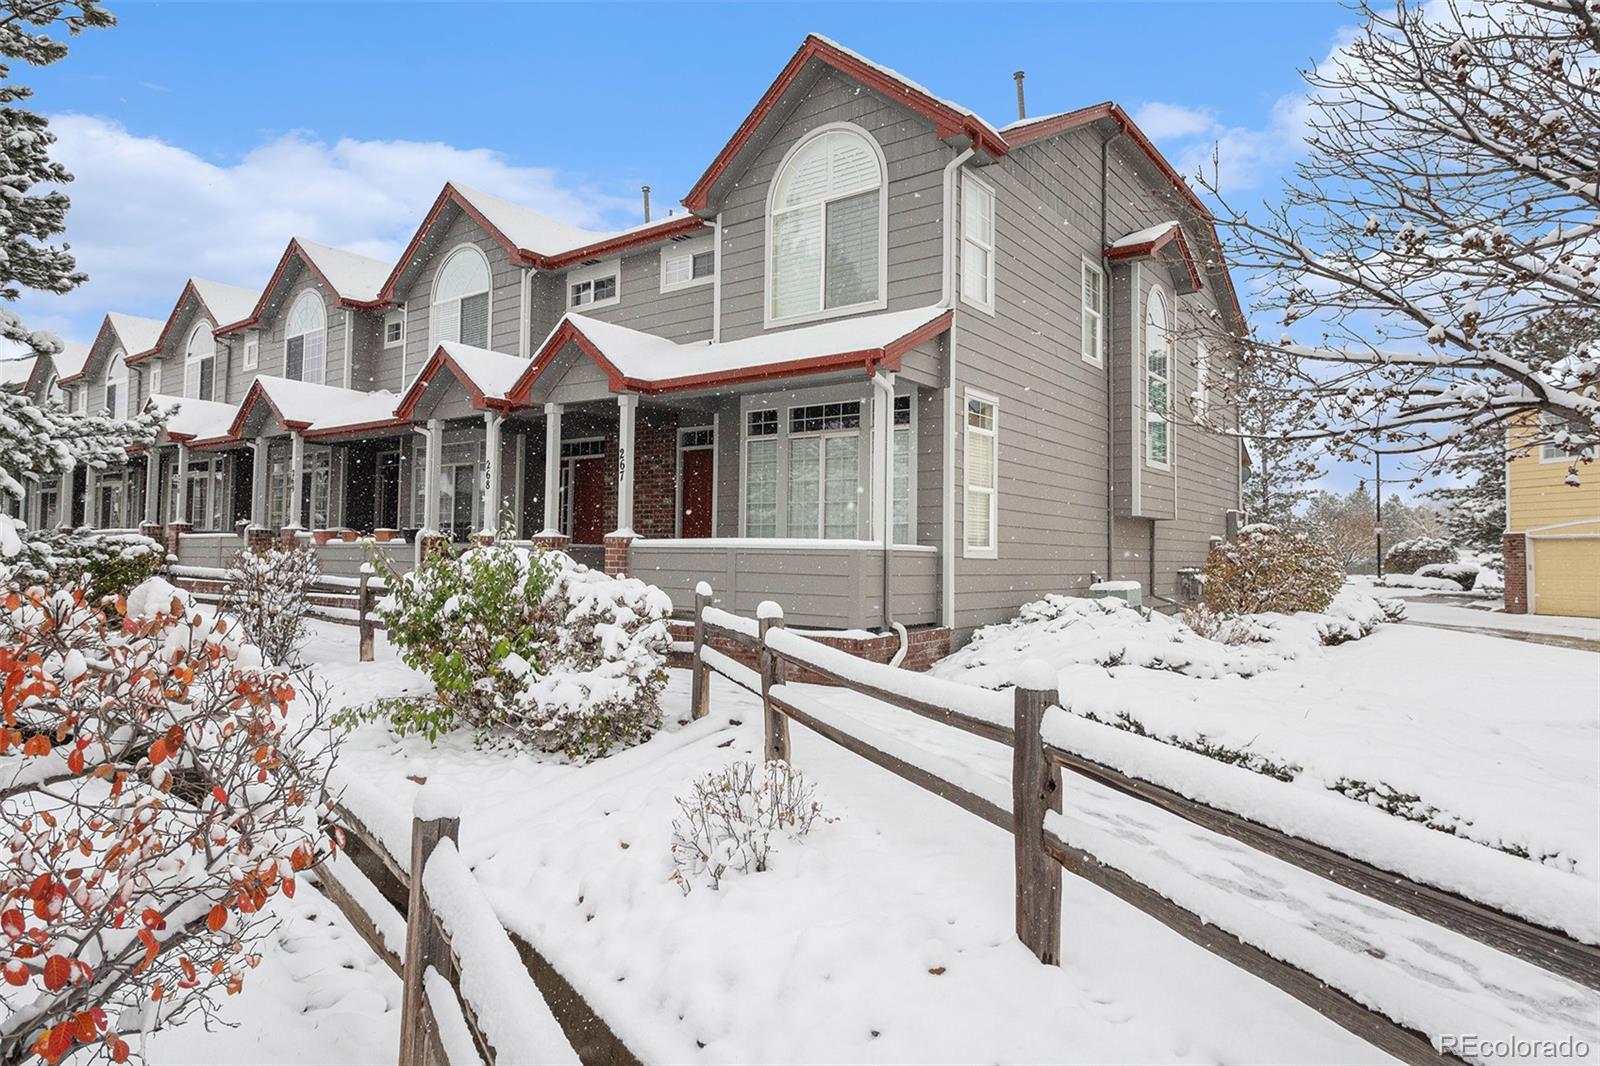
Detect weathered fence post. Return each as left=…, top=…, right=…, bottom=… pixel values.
left=358, top=565, right=375, bottom=664
left=399, top=783, right=462, bottom=1066
left=757, top=600, right=789, bottom=763
left=1012, top=661, right=1062, bottom=966
left=691, top=581, right=711, bottom=719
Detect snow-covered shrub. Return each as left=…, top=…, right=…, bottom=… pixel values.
left=670, top=761, right=828, bottom=893
left=4, top=527, right=162, bottom=605
left=1201, top=524, right=1345, bottom=615
left=1383, top=536, right=1457, bottom=574
left=367, top=543, right=672, bottom=758
left=221, top=543, right=320, bottom=665
left=1415, top=561, right=1480, bottom=591
left=0, top=574, right=338, bottom=1062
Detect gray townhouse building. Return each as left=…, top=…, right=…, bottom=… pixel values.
left=22, top=34, right=1246, bottom=655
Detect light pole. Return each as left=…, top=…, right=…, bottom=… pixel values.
left=1374, top=449, right=1384, bottom=579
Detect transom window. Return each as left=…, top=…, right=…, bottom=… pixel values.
left=184, top=321, right=216, bottom=401
left=767, top=125, right=885, bottom=323
left=964, top=392, right=998, bottom=557
left=568, top=261, right=620, bottom=310
left=680, top=427, right=715, bottom=449
left=1081, top=261, right=1104, bottom=365
left=103, top=349, right=126, bottom=419
left=560, top=438, right=607, bottom=460
left=789, top=401, right=862, bottom=434
left=285, top=291, right=327, bottom=384
left=432, top=245, right=491, bottom=349
left=661, top=238, right=716, bottom=292
left=1145, top=287, right=1172, bottom=467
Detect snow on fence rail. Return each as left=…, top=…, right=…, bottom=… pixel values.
left=690, top=588, right=1600, bottom=1065
left=167, top=558, right=388, bottom=662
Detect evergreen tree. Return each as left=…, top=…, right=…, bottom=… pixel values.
left=1426, top=423, right=1507, bottom=560
left=1240, top=360, right=1324, bottom=526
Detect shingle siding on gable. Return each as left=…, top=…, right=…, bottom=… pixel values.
left=399, top=206, right=525, bottom=386
left=714, top=68, right=948, bottom=343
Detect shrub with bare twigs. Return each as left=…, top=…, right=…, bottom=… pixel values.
left=670, top=761, right=828, bottom=893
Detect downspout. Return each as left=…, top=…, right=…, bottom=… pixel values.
left=939, top=146, right=976, bottom=635
left=872, top=369, right=905, bottom=662
left=1101, top=131, right=1118, bottom=586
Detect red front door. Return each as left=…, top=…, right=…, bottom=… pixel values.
left=570, top=458, right=607, bottom=544
left=680, top=448, right=713, bottom=537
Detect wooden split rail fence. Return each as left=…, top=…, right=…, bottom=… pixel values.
left=688, top=585, right=1600, bottom=1066
left=168, top=564, right=385, bottom=661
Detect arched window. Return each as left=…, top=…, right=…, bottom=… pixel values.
left=1145, top=287, right=1171, bottom=467
left=431, top=245, right=491, bottom=349
left=185, top=321, right=216, bottom=401
left=285, top=290, right=327, bottom=384
left=767, top=124, right=886, bottom=323
left=104, top=349, right=126, bottom=419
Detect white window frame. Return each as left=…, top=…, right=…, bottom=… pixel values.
left=962, top=388, right=999, bottom=559
left=763, top=121, right=890, bottom=329
left=660, top=237, right=717, bottom=293
left=959, top=172, right=997, bottom=315
left=674, top=425, right=719, bottom=537
left=284, top=290, right=328, bottom=385
left=740, top=409, right=781, bottom=538
left=892, top=393, right=918, bottom=545
left=430, top=243, right=493, bottom=350
left=184, top=321, right=217, bottom=402
left=784, top=401, right=864, bottom=540
left=148, top=363, right=162, bottom=397
left=1081, top=258, right=1105, bottom=366
left=103, top=349, right=126, bottom=419
left=567, top=259, right=621, bottom=311
left=242, top=335, right=259, bottom=371
left=383, top=311, right=404, bottom=348
left=1144, top=285, right=1173, bottom=471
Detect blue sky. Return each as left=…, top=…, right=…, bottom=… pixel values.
left=21, top=1, right=1399, bottom=493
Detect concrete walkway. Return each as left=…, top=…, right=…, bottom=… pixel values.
left=1399, top=618, right=1600, bottom=653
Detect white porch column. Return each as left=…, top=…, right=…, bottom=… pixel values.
left=287, top=432, right=304, bottom=528
left=540, top=403, right=562, bottom=535
left=143, top=446, right=161, bottom=525
left=423, top=418, right=442, bottom=532
left=59, top=465, right=75, bottom=528
left=870, top=371, right=895, bottom=544
left=250, top=440, right=268, bottom=526
left=482, top=410, right=503, bottom=534
left=615, top=393, right=638, bottom=534
left=82, top=464, right=99, bottom=529
left=174, top=444, right=191, bottom=526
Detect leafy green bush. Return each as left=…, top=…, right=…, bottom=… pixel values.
left=1201, top=523, right=1345, bottom=615
left=6, top=528, right=163, bottom=605
left=359, top=542, right=672, bottom=757
left=1383, top=537, right=1457, bottom=575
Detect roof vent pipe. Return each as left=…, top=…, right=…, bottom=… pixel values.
left=641, top=185, right=651, bottom=224
left=1013, top=70, right=1026, bottom=120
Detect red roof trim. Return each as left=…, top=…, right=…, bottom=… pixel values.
left=684, top=35, right=1007, bottom=213
left=226, top=379, right=310, bottom=440
left=128, top=281, right=216, bottom=367
left=221, top=239, right=387, bottom=336
left=1105, top=224, right=1204, bottom=292
left=58, top=315, right=114, bottom=384
left=538, top=215, right=707, bottom=269
left=376, top=184, right=532, bottom=306
left=303, top=416, right=411, bottom=442
left=393, top=345, right=505, bottom=421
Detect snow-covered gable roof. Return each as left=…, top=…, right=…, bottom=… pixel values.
left=295, top=239, right=392, bottom=304
left=190, top=278, right=261, bottom=329
left=229, top=375, right=402, bottom=440
left=146, top=393, right=239, bottom=444
left=514, top=304, right=951, bottom=399
left=1106, top=220, right=1203, bottom=294
left=394, top=342, right=531, bottom=419
left=453, top=185, right=615, bottom=259
left=0, top=355, right=38, bottom=391
left=106, top=313, right=164, bottom=358
left=52, top=340, right=91, bottom=381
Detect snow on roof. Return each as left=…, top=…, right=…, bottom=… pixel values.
left=435, top=342, right=529, bottom=402
left=806, top=34, right=1003, bottom=143
left=452, top=184, right=616, bottom=258
left=147, top=393, right=239, bottom=441
left=105, top=312, right=164, bottom=356
left=247, top=375, right=400, bottom=434
left=294, top=239, right=392, bottom=304
left=1109, top=220, right=1182, bottom=250
left=53, top=340, right=90, bottom=379
left=544, top=304, right=949, bottom=388
left=190, top=278, right=262, bottom=328
left=0, top=355, right=37, bottom=388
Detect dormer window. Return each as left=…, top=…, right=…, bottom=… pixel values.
left=767, top=123, right=886, bottom=325
left=285, top=291, right=327, bottom=384
left=432, top=245, right=491, bottom=349
left=104, top=349, right=126, bottom=419
left=184, top=322, right=217, bottom=401
left=568, top=260, right=620, bottom=310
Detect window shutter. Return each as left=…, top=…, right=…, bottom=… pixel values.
left=460, top=292, right=489, bottom=348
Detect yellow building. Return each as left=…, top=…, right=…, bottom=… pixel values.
left=1505, top=421, right=1600, bottom=618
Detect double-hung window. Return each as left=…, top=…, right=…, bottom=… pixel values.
left=431, top=246, right=491, bottom=349
left=767, top=125, right=885, bottom=323
left=787, top=402, right=861, bottom=539
left=1081, top=261, right=1104, bottom=365
left=285, top=291, right=327, bottom=384
left=1145, top=288, right=1172, bottom=467
left=184, top=322, right=216, bottom=401
left=963, top=392, right=998, bottom=557
left=661, top=238, right=715, bottom=292
left=568, top=261, right=620, bottom=310
left=960, top=175, right=996, bottom=312
left=742, top=410, right=779, bottom=537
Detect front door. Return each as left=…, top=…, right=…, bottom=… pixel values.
left=569, top=457, right=607, bottom=544
left=679, top=446, right=713, bottom=537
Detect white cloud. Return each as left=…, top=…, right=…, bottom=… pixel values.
left=21, top=115, right=641, bottom=342
left=1133, top=95, right=1312, bottom=195
left=1131, top=102, right=1218, bottom=140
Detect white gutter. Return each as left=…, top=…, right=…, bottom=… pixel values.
left=939, top=147, right=975, bottom=632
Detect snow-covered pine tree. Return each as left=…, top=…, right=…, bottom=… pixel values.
left=1425, top=421, right=1507, bottom=561
left=1194, top=0, right=1599, bottom=482
left=1239, top=360, right=1325, bottom=526
left=0, top=2, right=165, bottom=556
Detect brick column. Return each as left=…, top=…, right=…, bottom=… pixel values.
left=1502, top=532, right=1528, bottom=614
left=418, top=532, right=450, bottom=562
left=139, top=521, right=162, bottom=544
left=603, top=533, right=634, bottom=576
left=531, top=533, right=571, bottom=553
left=468, top=531, right=494, bottom=548
left=278, top=527, right=300, bottom=549
left=164, top=521, right=191, bottom=558
left=246, top=526, right=273, bottom=554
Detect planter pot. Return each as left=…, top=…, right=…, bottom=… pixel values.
left=312, top=529, right=337, bottom=545
left=374, top=529, right=398, bottom=543
left=339, top=530, right=359, bottom=543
